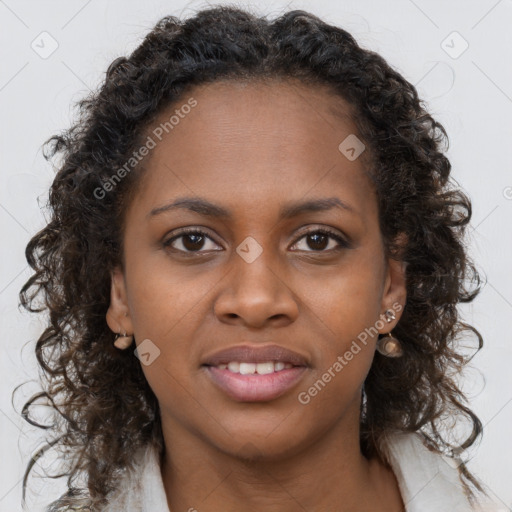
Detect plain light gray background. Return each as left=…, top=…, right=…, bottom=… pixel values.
left=1, top=0, right=511, bottom=510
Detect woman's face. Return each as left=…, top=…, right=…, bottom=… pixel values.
left=107, top=79, right=406, bottom=460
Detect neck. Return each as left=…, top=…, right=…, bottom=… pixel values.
left=160, top=408, right=404, bottom=512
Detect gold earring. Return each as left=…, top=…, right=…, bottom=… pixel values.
left=376, top=331, right=403, bottom=357
left=376, top=308, right=403, bottom=357
left=114, top=330, right=134, bottom=350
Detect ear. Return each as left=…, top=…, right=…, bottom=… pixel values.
left=106, top=266, right=133, bottom=336
left=378, top=234, right=408, bottom=334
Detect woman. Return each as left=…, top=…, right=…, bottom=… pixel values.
left=19, top=5, right=497, bottom=511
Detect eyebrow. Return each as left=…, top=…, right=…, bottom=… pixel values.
left=147, top=196, right=357, bottom=220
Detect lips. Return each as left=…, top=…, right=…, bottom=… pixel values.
left=201, top=344, right=309, bottom=402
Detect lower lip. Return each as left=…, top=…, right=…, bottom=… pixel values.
left=204, top=365, right=308, bottom=402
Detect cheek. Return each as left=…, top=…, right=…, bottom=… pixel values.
left=301, top=254, right=384, bottom=340
left=124, top=250, right=214, bottom=340
left=297, top=254, right=383, bottom=389
left=123, top=254, right=214, bottom=404
left=295, top=322, right=376, bottom=419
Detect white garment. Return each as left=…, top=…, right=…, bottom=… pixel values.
left=101, top=432, right=498, bottom=512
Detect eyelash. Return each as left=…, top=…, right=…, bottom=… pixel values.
left=163, top=226, right=350, bottom=254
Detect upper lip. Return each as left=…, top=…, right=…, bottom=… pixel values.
left=202, top=344, right=309, bottom=367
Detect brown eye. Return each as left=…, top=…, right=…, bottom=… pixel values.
left=180, top=232, right=206, bottom=251
left=291, top=228, right=349, bottom=252
left=306, top=232, right=329, bottom=251
left=163, top=228, right=222, bottom=253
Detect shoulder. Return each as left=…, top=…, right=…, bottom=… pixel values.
left=100, top=442, right=170, bottom=512
left=379, top=431, right=499, bottom=512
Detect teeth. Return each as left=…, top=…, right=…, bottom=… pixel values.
left=239, top=362, right=256, bottom=375
left=256, top=362, right=274, bottom=375
left=227, top=362, right=240, bottom=373
left=216, top=361, right=294, bottom=374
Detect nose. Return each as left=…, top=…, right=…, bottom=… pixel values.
left=213, top=247, right=299, bottom=329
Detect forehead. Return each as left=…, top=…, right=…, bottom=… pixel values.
left=130, top=78, right=376, bottom=223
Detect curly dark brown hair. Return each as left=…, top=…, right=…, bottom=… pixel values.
left=17, top=5, right=486, bottom=511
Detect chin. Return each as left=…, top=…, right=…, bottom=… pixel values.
left=210, top=421, right=311, bottom=463
left=225, top=440, right=302, bottom=463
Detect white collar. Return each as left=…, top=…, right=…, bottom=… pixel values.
left=379, top=431, right=474, bottom=511
left=102, top=432, right=484, bottom=511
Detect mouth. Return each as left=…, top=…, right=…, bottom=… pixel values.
left=201, top=344, right=309, bottom=402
